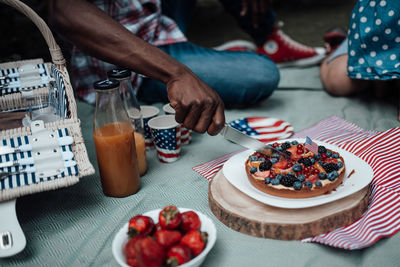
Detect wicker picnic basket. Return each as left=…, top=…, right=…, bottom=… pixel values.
left=0, top=0, right=95, bottom=202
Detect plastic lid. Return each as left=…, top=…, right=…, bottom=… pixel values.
left=107, top=69, right=131, bottom=79
left=93, top=79, right=120, bottom=90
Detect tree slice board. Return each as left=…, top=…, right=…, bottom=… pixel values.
left=208, top=169, right=370, bottom=240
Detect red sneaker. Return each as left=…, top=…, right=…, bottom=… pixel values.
left=256, top=27, right=325, bottom=67
left=323, top=27, right=347, bottom=54
left=213, top=40, right=257, bottom=52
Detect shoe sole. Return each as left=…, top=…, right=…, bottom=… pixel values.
left=213, top=40, right=257, bottom=51
left=277, top=47, right=326, bottom=68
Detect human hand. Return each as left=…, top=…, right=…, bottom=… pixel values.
left=166, top=71, right=225, bottom=136
left=240, top=0, right=270, bottom=28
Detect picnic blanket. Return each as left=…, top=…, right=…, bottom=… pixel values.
left=193, top=116, right=400, bottom=250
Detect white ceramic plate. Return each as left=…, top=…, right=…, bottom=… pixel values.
left=112, top=208, right=217, bottom=267
left=223, top=138, right=373, bottom=209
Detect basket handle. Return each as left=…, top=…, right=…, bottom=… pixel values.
left=0, top=0, right=66, bottom=67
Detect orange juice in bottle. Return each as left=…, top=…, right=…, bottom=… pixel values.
left=93, top=79, right=140, bottom=197
left=107, top=69, right=147, bottom=176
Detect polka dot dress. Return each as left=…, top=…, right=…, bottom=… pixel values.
left=347, top=0, right=400, bottom=80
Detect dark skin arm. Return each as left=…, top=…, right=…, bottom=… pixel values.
left=47, top=0, right=225, bottom=135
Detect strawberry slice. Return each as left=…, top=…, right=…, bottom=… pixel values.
left=254, top=170, right=270, bottom=178
left=307, top=174, right=319, bottom=183
left=324, top=158, right=338, bottom=164
left=273, top=160, right=288, bottom=170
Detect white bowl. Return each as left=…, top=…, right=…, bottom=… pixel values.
left=112, top=208, right=217, bottom=267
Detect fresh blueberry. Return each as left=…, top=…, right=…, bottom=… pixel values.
left=326, top=150, right=332, bottom=157
left=337, top=161, right=344, bottom=168
left=318, top=172, right=327, bottom=180
left=315, top=181, right=322, bottom=187
left=310, top=158, right=315, bottom=165
left=276, top=146, right=283, bottom=151
left=260, top=157, right=266, bottom=162
left=332, top=153, right=339, bottom=159
left=293, top=181, right=302, bottom=190
left=271, top=178, right=280, bottom=185
left=305, top=181, right=313, bottom=188
left=291, top=140, right=299, bottom=145
left=250, top=156, right=258, bottom=162
left=270, top=158, right=278, bottom=164
left=275, top=174, right=283, bottom=181
left=250, top=167, right=257, bottom=174
left=265, top=177, right=271, bottom=184
left=297, top=174, right=306, bottom=182
left=292, top=163, right=302, bottom=172
left=328, top=171, right=339, bottom=181
left=314, top=154, right=321, bottom=160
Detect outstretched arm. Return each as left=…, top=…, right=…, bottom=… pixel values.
left=47, top=0, right=225, bottom=135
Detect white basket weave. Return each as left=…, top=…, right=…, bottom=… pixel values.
left=0, top=0, right=95, bottom=202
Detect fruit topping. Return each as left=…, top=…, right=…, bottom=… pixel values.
left=315, top=181, right=323, bottom=187
left=328, top=171, right=339, bottom=181
left=280, top=174, right=297, bottom=187
left=250, top=167, right=257, bottom=174
left=318, top=145, right=327, bottom=154
left=318, top=172, right=327, bottom=180
left=304, top=181, right=313, bottom=188
left=265, top=177, right=271, bottom=184
left=259, top=160, right=272, bottom=171
left=293, top=181, right=303, bottom=190
left=298, top=157, right=313, bottom=167
left=323, top=163, right=339, bottom=173
left=292, top=163, right=302, bottom=173
left=297, top=174, right=306, bottom=182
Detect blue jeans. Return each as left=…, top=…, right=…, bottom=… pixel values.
left=138, top=0, right=280, bottom=107
left=138, top=42, right=279, bottom=106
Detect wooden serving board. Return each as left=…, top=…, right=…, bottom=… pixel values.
left=208, top=170, right=370, bottom=240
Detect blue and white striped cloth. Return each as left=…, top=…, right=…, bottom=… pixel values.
left=0, top=128, right=78, bottom=190
left=0, top=63, right=50, bottom=95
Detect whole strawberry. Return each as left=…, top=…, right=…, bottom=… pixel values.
left=135, top=236, right=166, bottom=267
left=153, top=229, right=182, bottom=249
left=180, top=230, right=208, bottom=257
left=125, top=235, right=145, bottom=267
left=128, top=215, right=155, bottom=238
left=159, top=206, right=182, bottom=230
left=166, top=244, right=192, bottom=267
left=180, top=211, right=201, bottom=233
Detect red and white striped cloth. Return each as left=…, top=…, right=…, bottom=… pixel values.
left=192, top=116, right=400, bottom=249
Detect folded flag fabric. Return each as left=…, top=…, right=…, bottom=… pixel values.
left=193, top=116, right=400, bottom=249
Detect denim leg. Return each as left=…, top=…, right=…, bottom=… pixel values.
left=138, top=42, right=280, bottom=106
left=161, top=0, right=197, bottom=34
left=219, top=0, right=276, bottom=46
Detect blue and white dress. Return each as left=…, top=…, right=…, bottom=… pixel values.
left=347, top=0, right=400, bottom=80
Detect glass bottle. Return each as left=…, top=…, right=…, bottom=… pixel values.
left=93, top=79, right=140, bottom=197
left=107, top=69, right=147, bottom=176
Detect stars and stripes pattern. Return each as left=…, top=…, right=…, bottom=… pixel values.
left=228, top=117, right=294, bottom=143
left=193, top=116, right=400, bottom=249
left=305, top=136, right=319, bottom=154
left=151, top=126, right=181, bottom=163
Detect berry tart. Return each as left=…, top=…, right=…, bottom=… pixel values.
left=245, top=140, right=346, bottom=199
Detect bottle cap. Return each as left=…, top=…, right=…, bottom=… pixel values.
left=107, top=69, right=131, bottom=80
left=93, top=79, right=120, bottom=90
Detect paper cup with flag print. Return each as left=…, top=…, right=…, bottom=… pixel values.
left=163, top=103, right=192, bottom=145
left=148, top=115, right=181, bottom=163
left=140, top=105, right=160, bottom=149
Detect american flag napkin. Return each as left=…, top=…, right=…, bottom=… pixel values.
left=193, top=116, right=400, bottom=249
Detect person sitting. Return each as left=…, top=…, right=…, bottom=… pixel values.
left=320, top=0, right=400, bottom=105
